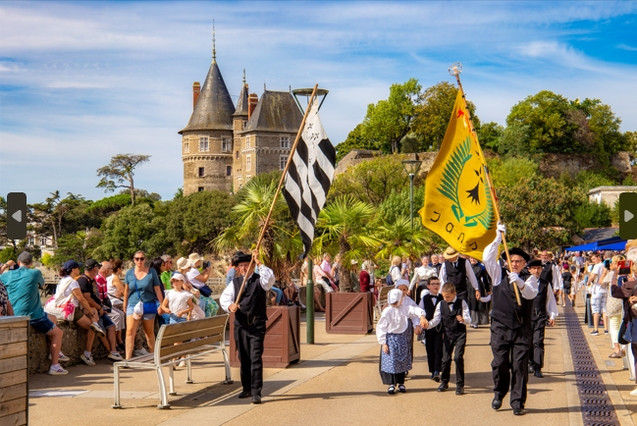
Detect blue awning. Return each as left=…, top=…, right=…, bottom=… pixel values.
left=566, top=237, right=626, bottom=252
left=597, top=240, right=627, bottom=251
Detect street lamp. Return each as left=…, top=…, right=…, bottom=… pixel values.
left=402, top=159, right=422, bottom=235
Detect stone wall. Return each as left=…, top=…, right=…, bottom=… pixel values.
left=28, top=320, right=150, bottom=375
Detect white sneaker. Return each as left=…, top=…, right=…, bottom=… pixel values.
left=178, top=359, right=187, bottom=368
left=108, top=352, right=124, bottom=362
left=49, top=352, right=70, bottom=362
left=90, top=322, right=106, bottom=337
left=630, top=388, right=637, bottom=396
left=48, top=364, right=68, bottom=375
left=133, top=348, right=150, bottom=357
left=80, top=352, right=95, bottom=366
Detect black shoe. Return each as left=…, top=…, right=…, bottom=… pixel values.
left=513, top=407, right=525, bottom=416
left=251, top=394, right=261, bottom=404
left=528, top=365, right=535, bottom=373
left=238, top=391, right=251, bottom=399
left=492, top=397, right=502, bottom=410
left=437, top=382, right=449, bottom=392
left=433, top=372, right=441, bottom=382
left=534, top=369, right=544, bottom=378
left=455, top=385, right=464, bottom=395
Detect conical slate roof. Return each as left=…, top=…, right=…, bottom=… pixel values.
left=245, top=90, right=302, bottom=133
left=179, top=60, right=235, bottom=133
left=233, top=81, right=249, bottom=117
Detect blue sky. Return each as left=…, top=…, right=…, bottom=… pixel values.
left=1, top=1, right=636, bottom=204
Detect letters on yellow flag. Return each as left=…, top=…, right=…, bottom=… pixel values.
left=419, top=90, right=495, bottom=260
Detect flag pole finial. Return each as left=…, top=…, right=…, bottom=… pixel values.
left=448, top=62, right=462, bottom=77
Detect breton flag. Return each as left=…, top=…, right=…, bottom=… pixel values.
left=283, top=99, right=336, bottom=258
left=419, top=90, right=496, bottom=260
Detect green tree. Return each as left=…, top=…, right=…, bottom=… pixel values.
left=488, top=157, right=540, bottom=188
left=360, top=78, right=422, bottom=154
left=97, top=154, right=150, bottom=206
left=505, top=90, right=575, bottom=154
left=51, top=229, right=102, bottom=266
left=576, top=98, right=627, bottom=156
left=314, top=196, right=379, bottom=292
left=94, top=203, right=157, bottom=260
left=335, top=124, right=376, bottom=162
left=213, top=176, right=299, bottom=281
left=477, top=121, right=504, bottom=153
left=497, top=176, right=584, bottom=251
left=412, top=81, right=479, bottom=152
left=329, top=155, right=414, bottom=206
left=574, top=201, right=612, bottom=228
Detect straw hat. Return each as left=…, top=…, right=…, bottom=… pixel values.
left=443, top=247, right=459, bottom=260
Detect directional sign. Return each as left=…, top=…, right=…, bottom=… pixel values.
left=619, top=192, right=637, bottom=240
left=7, top=192, right=27, bottom=240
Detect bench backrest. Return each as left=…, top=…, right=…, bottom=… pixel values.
left=154, top=314, right=229, bottom=362
left=377, top=286, right=392, bottom=307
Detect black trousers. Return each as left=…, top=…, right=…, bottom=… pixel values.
left=490, top=320, right=531, bottom=409
left=234, top=321, right=266, bottom=396
left=440, top=332, right=466, bottom=386
left=425, top=327, right=443, bottom=374
left=529, top=315, right=547, bottom=369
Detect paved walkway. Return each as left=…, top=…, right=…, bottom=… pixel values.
left=27, top=303, right=637, bottom=425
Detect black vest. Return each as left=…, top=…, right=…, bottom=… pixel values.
left=422, top=293, right=442, bottom=321
left=445, top=260, right=468, bottom=295
left=440, top=299, right=466, bottom=340
left=491, top=269, right=534, bottom=330
left=532, top=263, right=552, bottom=320
left=232, top=272, right=267, bottom=328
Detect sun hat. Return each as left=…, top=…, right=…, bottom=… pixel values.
left=443, top=247, right=459, bottom=260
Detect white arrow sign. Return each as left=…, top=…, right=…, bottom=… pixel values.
left=625, top=209, right=635, bottom=223
left=11, top=209, right=22, bottom=223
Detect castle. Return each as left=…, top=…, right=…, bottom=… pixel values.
left=179, top=41, right=302, bottom=195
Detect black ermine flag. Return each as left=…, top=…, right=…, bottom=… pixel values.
left=282, top=100, right=336, bottom=259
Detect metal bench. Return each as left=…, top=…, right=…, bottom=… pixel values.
left=112, top=314, right=233, bottom=409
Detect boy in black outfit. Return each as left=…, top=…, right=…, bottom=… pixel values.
left=427, top=282, right=471, bottom=395
left=418, top=276, right=443, bottom=382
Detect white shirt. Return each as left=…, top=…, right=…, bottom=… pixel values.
left=545, top=282, right=559, bottom=320
left=186, top=268, right=206, bottom=289
left=165, top=289, right=194, bottom=317
left=590, top=262, right=606, bottom=294
left=409, top=265, right=437, bottom=291
left=219, top=266, right=275, bottom=311
left=427, top=297, right=471, bottom=329
left=483, top=231, right=539, bottom=300
left=376, top=303, right=425, bottom=345
left=439, top=259, right=480, bottom=291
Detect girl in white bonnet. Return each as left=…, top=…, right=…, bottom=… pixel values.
left=376, top=288, right=428, bottom=394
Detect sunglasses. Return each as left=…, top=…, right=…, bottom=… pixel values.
left=134, top=257, right=145, bottom=261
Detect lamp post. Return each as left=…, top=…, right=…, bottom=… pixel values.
left=402, top=159, right=422, bottom=235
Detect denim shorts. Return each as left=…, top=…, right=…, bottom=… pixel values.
left=126, top=302, right=157, bottom=320
left=98, top=313, right=115, bottom=329
left=30, top=314, right=56, bottom=334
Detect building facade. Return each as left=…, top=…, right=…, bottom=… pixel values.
left=179, top=46, right=302, bottom=195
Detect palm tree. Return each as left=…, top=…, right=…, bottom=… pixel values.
left=212, top=178, right=302, bottom=281
left=314, top=196, right=379, bottom=292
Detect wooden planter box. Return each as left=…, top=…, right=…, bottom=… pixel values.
left=0, top=316, right=29, bottom=426
left=230, top=305, right=301, bottom=368
left=325, top=292, right=374, bottom=334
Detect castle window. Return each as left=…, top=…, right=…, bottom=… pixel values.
left=198, top=187, right=204, bottom=192
left=198, top=167, right=204, bottom=177
left=199, top=136, right=209, bottom=152
left=246, top=154, right=252, bottom=171
left=280, top=155, right=287, bottom=170
left=235, top=151, right=239, bottom=159
left=280, top=136, right=290, bottom=148
left=242, top=120, right=247, bottom=129
left=184, top=142, right=189, bottom=153
left=222, top=137, right=231, bottom=152
left=245, top=136, right=251, bottom=149
left=226, top=165, right=232, bottom=176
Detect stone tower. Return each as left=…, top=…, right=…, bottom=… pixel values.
left=178, top=42, right=235, bottom=195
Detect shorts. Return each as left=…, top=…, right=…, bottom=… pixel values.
left=563, top=285, right=571, bottom=295
left=30, top=315, right=56, bottom=334
left=126, top=303, right=157, bottom=321
left=591, top=292, right=608, bottom=314
left=168, top=313, right=187, bottom=324
left=98, top=313, right=115, bottom=329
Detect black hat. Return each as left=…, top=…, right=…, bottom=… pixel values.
left=85, top=259, right=102, bottom=270
left=501, top=247, right=530, bottom=263
left=527, top=259, right=542, bottom=268
left=231, top=251, right=252, bottom=266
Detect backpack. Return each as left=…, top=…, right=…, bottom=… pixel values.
left=386, top=266, right=397, bottom=286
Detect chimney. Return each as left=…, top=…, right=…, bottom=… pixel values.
left=192, top=82, right=201, bottom=110
left=248, top=93, right=258, bottom=120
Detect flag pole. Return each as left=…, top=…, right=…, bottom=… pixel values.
left=234, top=84, right=320, bottom=306
left=449, top=64, right=522, bottom=306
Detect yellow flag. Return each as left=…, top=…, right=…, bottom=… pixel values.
left=419, top=90, right=495, bottom=260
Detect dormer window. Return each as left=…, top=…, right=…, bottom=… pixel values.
left=280, top=136, right=290, bottom=148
